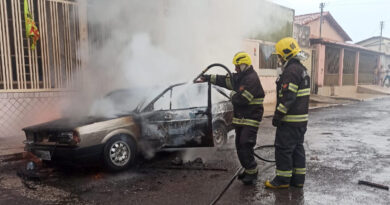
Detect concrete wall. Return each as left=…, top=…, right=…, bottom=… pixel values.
left=307, top=18, right=345, bottom=42
left=317, top=85, right=357, bottom=97
left=301, top=48, right=313, bottom=76
left=314, top=44, right=326, bottom=87
left=243, top=40, right=260, bottom=70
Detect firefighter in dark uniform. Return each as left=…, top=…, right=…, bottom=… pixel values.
left=200, top=52, right=265, bottom=185
left=265, top=37, right=310, bottom=189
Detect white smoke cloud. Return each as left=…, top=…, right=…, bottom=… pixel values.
left=66, top=0, right=288, bottom=117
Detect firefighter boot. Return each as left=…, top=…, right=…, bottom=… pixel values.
left=290, top=174, right=305, bottom=188
left=238, top=169, right=258, bottom=185
left=265, top=177, right=290, bottom=189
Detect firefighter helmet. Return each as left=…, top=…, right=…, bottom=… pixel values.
left=274, top=37, right=301, bottom=61
left=233, top=52, right=252, bottom=66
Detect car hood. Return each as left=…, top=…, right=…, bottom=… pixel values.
left=23, top=115, right=133, bottom=132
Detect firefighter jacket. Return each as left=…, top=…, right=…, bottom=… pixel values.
left=274, top=58, right=310, bottom=127
left=207, top=66, right=265, bottom=127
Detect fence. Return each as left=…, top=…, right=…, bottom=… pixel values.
left=0, top=0, right=81, bottom=91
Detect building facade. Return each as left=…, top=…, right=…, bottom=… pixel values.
left=356, top=36, right=390, bottom=69
left=295, top=12, right=381, bottom=96
left=0, top=0, right=88, bottom=138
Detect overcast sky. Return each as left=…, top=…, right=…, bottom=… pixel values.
left=270, top=0, right=390, bottom=43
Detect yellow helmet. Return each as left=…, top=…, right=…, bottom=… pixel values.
left=274, top=37, right=301, bottom=61
left=232, top=52, right=252, bottom=66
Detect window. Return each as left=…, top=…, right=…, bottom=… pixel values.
left=259, top=44, right=278, bottom=69
left=153, top=90, right=171, bottom=111
left=211, top=86, right=229, bottom=103
left=343, top=50, right=356, bottom=74
left=171, top=83, right=207, bottom=109
left=325, top=46, right=340, bottom=74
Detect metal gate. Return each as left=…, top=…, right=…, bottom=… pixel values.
left=342, top=49, right=356, bottom=85
left=358, top=52, right=378, bottom=84
left=0, top=0, right=81, bottom=91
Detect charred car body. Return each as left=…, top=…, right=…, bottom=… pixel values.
left=23, top=83, right=233, bottom=171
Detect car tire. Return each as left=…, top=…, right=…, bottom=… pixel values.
left=213, top=122, right=227, bottom=147
left=103, top=134, right=137, bottom=172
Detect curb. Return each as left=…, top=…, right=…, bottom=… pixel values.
left=0, top=152, right=26, bottom=162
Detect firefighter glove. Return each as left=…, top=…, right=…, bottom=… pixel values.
left=272, top=118, right=281, bottom=127
left=272, top=112, right=283, bottom=127
left=196, top=75, right=210, bottom=83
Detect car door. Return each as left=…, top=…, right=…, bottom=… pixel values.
left=139, top=88, right=173, bottom=147
left=165, top=83, right=213, bottom=148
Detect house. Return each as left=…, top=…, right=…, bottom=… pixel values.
left=295, top=12, right=381, bottom=96
left=0, top=0, right=88, bottom=138
left=356, top=36, right=390, bottom=69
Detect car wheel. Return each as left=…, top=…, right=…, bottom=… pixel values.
left=213, top=122, right=227, bottom=147
left=103, top=135, right=137, bottom=171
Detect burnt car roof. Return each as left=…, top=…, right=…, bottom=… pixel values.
left=23, top=82, right=229, bottom=132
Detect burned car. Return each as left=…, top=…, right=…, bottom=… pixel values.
left=23, top=82, right=233, bottom=171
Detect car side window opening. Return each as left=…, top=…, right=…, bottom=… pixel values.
left=211, top=86, right=230, bottom=103
left=153, top=89, right=171, bottom=111
left=171, top=83, right=208, bottom=109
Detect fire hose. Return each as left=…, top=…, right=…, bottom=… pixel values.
left=209, top=145, right=275, bottom=205
left=193, top=63, right=234, bottom=88
left=194, top=64, right=276, bottom=205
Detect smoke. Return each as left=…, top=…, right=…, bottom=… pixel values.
left=63, top=0, right=287, bottom=118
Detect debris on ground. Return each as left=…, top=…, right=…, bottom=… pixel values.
left=171, top=157, right=183, bottom=165
left=358, top=180, right=389, bottom=191
left=166, top=157, right=227, bottom=171
left=310, top=156, right=319, bottom=161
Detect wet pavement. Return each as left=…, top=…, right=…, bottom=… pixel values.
left=1, top=97, right=390, bottom=204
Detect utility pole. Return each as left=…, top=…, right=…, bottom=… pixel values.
left=319, top=2, right=325, bottom=39
left=379, top=21, right=384, bottom=52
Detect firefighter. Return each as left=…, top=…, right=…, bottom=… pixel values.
left=198, top=52, right=265, bottom=185
left=265, top=37, right=310, bottom=189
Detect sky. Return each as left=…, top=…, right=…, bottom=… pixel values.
left=271, top=0, right=390, bottom=43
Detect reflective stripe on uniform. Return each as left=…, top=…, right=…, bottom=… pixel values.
left=281, top=114, right=308, bottom=122
left=249, top=98, right=264, bottom=105
left=279, top=88, right=310, bottom=97
left=241, top=90, right=254, bottom=102
left=232, top=117, right=260, bottom=127
left=293, top=168, right=306, bottom=175
left=288, top=83, right=298, bottom=93
left=276, top=169, right=292, bottom=177
left=245, top=167, right=258, bottom=174
left=277, top=103, right=288, bottom=114
left=296, top=88, right=310, bottom=97
left=230, top=90, right=237, bottom=98
left=210, top=74, right=216, bottom=84
left=225, top=77, right=233, bottom=90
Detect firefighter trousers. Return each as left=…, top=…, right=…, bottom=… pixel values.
left=274, top=125, right=307, bottom=184
left=235, top=125, right=258, bottom=170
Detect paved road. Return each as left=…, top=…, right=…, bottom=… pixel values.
left=0, top=97, right=389, bottom=204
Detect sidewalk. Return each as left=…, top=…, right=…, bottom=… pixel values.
left=1, top=92, right=389, bottom=159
